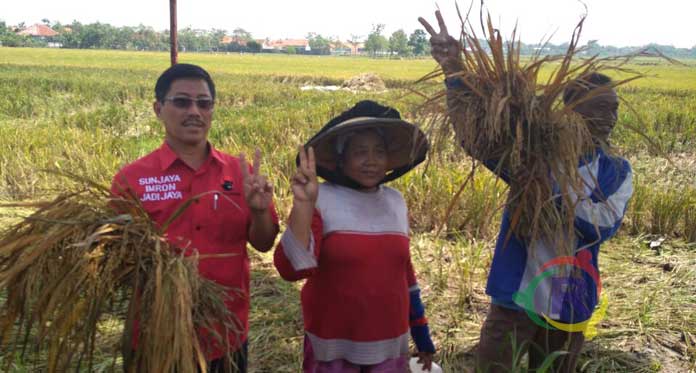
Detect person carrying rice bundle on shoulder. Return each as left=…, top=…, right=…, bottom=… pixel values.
left=273, top=100, right=436, bottom=373
left=419, top=11, right=633, bottom=373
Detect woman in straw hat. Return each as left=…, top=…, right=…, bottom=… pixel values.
left=273, top=101, right=435, bottom=372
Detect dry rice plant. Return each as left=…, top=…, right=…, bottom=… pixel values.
left=419, top=7, right=641, bottom=255
left=0, top=174, right=240, bottom=372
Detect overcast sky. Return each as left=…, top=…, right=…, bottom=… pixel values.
left=3, top=0, right=695, bottom=48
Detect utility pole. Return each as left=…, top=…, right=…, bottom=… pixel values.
left=170, top=0, right=178, bottom=65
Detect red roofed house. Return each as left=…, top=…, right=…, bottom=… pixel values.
left=220, top=36, right=248, bottom=46
left=18, top=24, right=59, bottom=38
left=17, top=24, right=61, bottom=47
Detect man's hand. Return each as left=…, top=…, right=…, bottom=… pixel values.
left=240, top=149, right=273, bottom=213
left=418, top=10, right=464, bottom=76
left=291, top=146, right=318, bottom=205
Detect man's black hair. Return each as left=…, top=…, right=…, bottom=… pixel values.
left=154, top=63, right=216, bottom=102
left=562, top=72, right=613, bottom=104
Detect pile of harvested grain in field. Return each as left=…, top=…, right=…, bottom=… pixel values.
left=0, top=176, right=238, bottom=372
left=422, top=13, right=640, bottom=255
left=342, top=73, right=387, bottom=91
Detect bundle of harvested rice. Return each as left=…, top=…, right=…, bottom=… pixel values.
left=0, top=176, right=240, bottom=372
left=421, top=9, right=640, bottom=255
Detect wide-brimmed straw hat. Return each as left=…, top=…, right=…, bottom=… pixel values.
left=302, top=100, right=429, bottom=184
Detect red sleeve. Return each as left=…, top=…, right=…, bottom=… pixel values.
left=273, top=208, right=323, bottom=282
left=109, top=169, right=138, bottom=212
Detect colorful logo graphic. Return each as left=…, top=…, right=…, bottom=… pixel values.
left=512, top=249, right=608, bottom=339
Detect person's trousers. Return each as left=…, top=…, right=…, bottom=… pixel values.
left=476, top=304, right=585, bottom=373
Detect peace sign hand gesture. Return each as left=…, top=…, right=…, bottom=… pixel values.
left=291, top=146, right=318, bottom=205
left=418, top=10, right=464, bottom=76
left=240, top=149, right=274, bottom=213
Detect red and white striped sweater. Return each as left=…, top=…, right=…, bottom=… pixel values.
left=274, top=183, right=432, bottom=365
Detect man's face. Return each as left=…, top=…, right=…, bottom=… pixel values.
left=154, top=78, right=214, bottom=147
left=572, top=88, right=619, bottom=142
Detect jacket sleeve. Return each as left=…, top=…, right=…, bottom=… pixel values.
left=407, top=256, right=436, bottom=354
left=446, top=79, right=513, bottom=184
left=572, top=158, right=633, bottom=244
left=273, top=209, right=323, bottom=282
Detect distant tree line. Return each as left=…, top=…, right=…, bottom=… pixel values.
left=2, top=19, right=696, bottom=59
left=0, top=20, right=249, bottom=52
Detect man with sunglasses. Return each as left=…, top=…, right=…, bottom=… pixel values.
left=112, top=63, right=279, bottom=372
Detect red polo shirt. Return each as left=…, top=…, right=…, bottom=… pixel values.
left=111, top=142, right=278, bottom=358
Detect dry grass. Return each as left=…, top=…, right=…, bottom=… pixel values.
left=240, top=233, right=696, bottom=373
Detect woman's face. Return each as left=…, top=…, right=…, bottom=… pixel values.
left=341, top=131, right=388, bottom=191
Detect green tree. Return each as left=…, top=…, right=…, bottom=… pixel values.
left=365, top=24, right=388, bottom=57
left=246, top=40, right=262, bottom=53
left=408, top=29, right=429, bottom=56
left=232, top=28, right=253, bottom=42
left=389, top=29, right=410, bottom=57
left=0, top=21, right=30, bottom=47
left=307, top=33, right=331, bottom=55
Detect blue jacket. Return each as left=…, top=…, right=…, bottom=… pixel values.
left=484, top=148, right=633, bottom=323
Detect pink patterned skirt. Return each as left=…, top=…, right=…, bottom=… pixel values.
left=303, top=336, right=408, bottom=373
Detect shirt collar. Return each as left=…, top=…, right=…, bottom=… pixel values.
left=209, top=145, right=228, bottom=166
left=157, top=141, right=227, bottom=171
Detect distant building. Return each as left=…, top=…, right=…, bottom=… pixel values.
left=18, top=24, right=58, bottom=38
left=17, top=24, right=61, bottom=47
left=220, top=35, right=248, bottom=46
left=346, top=41, right=366, bottom=55
left=262, top=38, right=311, bottom=53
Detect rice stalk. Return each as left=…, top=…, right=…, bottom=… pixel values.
left=418, top=9, right=642, bottom=256
left=0, top=173, right=240, bottom=372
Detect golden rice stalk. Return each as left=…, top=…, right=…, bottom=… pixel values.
left=0, top=175, right=240, bottom=372
left=419, top=7, right=642, bottom=256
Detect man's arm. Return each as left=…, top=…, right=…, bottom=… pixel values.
left=248, top=209, right=279, bottom=252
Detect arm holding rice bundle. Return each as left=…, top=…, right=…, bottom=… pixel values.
left=419, top=11, right=518, bottom=180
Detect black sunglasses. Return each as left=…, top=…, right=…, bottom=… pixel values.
left=164, top=96, right=215, bottom=110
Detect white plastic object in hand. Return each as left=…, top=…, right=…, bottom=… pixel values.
left=409, top=357, right=442, bottom=373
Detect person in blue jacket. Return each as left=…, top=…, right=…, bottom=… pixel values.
left=419, top=11, right=633, bottom=373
